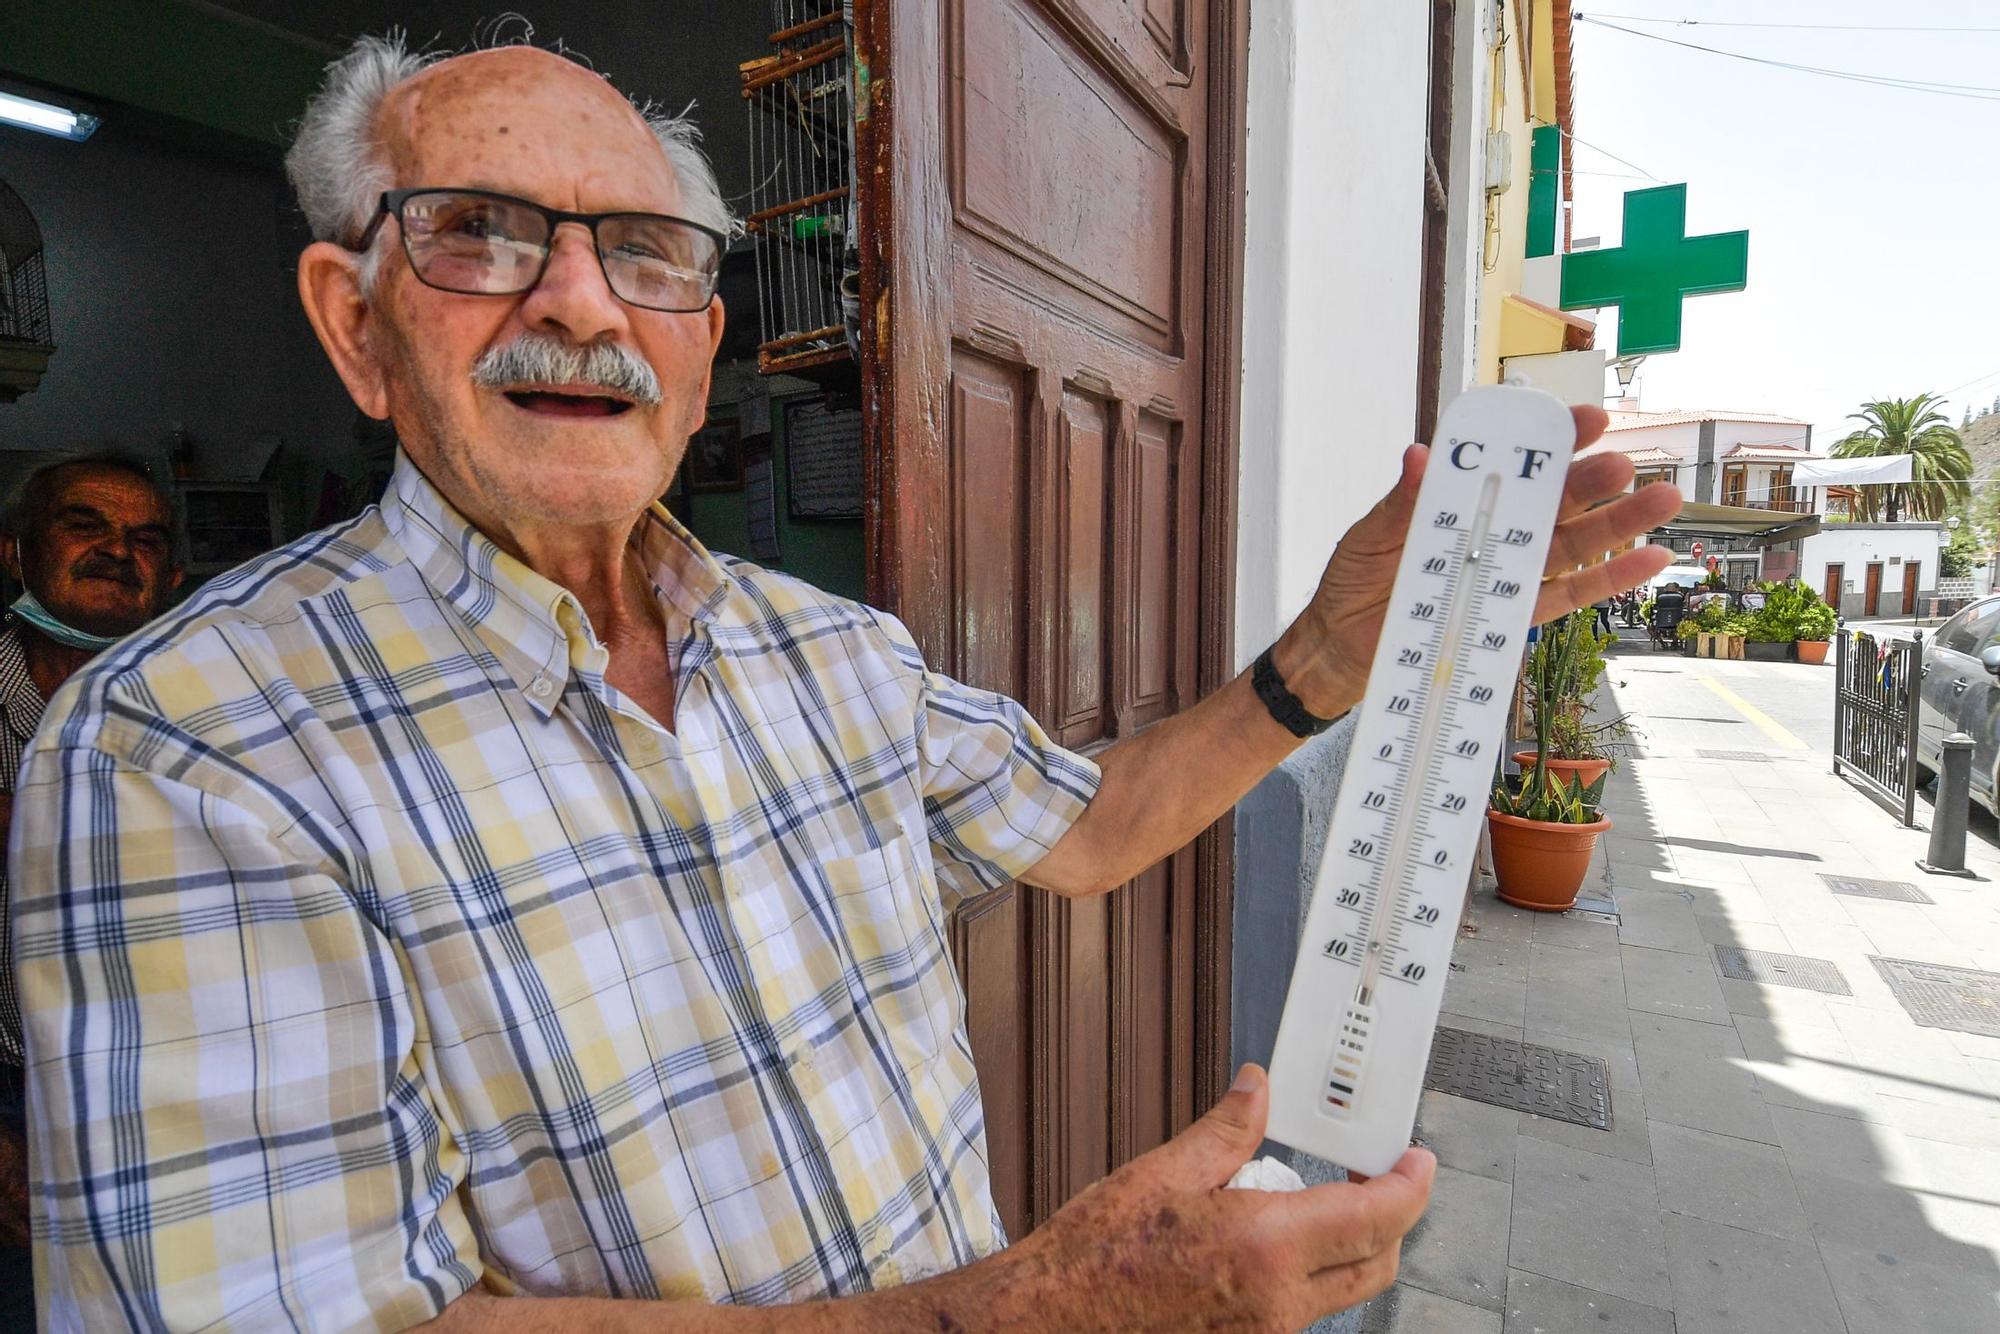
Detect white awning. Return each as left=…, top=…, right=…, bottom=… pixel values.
left=1792, top=456, right=1913, bottom=487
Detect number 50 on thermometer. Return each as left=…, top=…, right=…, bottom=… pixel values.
left=1266, top=386, right=1576, bottom=1177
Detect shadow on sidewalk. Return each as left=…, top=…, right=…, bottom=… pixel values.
left=1597, top=675, right=2000, bottom=1330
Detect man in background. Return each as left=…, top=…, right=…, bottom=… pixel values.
left=0, top=455, right=183, bottom=1325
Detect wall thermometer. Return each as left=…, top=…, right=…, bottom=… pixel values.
left=1266, top=385, right=1576, bottom=1177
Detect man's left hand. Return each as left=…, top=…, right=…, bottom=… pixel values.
left=1273, top=406, right=1682, bottom=718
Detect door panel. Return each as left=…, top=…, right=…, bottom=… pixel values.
left=863, top=0, right=1236, bottom=1233
left=952, top=0, right=1181, bottom=346
left=1903, top=562, right=1920, bottom=618
left=1866, top=563, right=1883, bottom=617
left=1055, top=389, right=1114, bottom=749
left=1824, top=563, right=1842, bottom=612
left=953, top=887, right=1032, bottom=1234
left=949, top=352, right=1033, bottom=695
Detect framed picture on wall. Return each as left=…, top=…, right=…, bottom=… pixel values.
left=686, top=412, right=744, bottom=493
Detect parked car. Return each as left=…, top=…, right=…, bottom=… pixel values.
left=1647, top=564, right=1709, bottom=593
left=1916, top=593, right=2000, bottom=814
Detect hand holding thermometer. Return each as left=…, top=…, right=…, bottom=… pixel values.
left=1266, top=385, right=1576, bottom=1177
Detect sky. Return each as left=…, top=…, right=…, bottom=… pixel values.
left=1566, top=2, right=2000, bottom=449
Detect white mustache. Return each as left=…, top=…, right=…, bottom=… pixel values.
left=470, top=334, right=663, bottom=406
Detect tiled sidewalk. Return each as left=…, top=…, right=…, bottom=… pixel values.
left=1361, top=670, right=2000, bottom=1332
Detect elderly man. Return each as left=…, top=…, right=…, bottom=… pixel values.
left=13, top=36, right=1678, bottom=1332
left=0, top=454, right=182, bottom=1323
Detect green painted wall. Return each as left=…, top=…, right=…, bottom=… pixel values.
left=682, top=395, right=865, bottom=602
left=0, top=0, right=328, bottom=160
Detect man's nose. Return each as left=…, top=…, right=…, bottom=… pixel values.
left=517, top=223, right=628, bottom=346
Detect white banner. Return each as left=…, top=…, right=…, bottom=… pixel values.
left=1791, top=455, right=1913, bottom=487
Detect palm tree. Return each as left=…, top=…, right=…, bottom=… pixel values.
left=1831, top=394, right=1972, bottom=522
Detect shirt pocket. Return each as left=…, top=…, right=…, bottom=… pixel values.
left=820, top=834, right=958, bottom=1070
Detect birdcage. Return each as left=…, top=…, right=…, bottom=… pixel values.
left=742, top=0, right=856, bottom=378
left=0, top=180, right=55, bottom=403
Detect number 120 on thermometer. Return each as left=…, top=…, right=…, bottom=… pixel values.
left=1267, top=386, right=1576, bottom=1177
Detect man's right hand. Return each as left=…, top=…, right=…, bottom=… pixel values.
left=425, top=1066, right=1434, bottom=1331
left=1000, top=1063, right=1435, bottom=1330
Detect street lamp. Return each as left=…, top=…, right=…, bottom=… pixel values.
left=1614, top=356, right=1646, bottom=390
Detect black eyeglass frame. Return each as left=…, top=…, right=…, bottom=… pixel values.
left=350, top=187, right=729, bottom=313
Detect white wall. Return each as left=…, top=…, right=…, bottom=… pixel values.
left=1235, top=0, right=1435, bottom=668
left=0, top=124, right=354, bottom=488
left=1799, top=524, right=1946, bottom=618
left=1439, top=0, right=1491, bottom=407
left=1600, top=421, right=1701, bottom=498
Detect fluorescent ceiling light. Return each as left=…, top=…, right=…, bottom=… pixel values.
left=0, top=90, right=100, bottom=142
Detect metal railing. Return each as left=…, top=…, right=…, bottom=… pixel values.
left=1833, top=627, right=1922, bottom=826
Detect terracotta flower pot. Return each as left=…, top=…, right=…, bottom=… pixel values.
left=1487, top=809, right=1612, bottom=913
left=1796, top=639, right=1830, bottom=665
left=1513, top=752, right=1613, bottom=790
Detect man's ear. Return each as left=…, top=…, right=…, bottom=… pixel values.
left=298, top=240, right=391, bottom=421
left=707, top=293, right=726, bottom=359
left=168, top=565, right=185, bottom=593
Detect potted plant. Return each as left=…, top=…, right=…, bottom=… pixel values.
left=1795, top=597, right=1837, bottom=664
left=1512, top=611, right=1631, bottom=789
left=1490, top=613, right=1613, bottom=912
left=1681, top=600, right=1748, bottom=658
left=1743, top=596, right=1794, bottom=661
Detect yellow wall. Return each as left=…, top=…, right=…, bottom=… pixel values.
left=1476, top=0, right=1564, bottom=386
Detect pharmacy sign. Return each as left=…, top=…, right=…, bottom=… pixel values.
left=1529, top=127, right=1749, bottom=357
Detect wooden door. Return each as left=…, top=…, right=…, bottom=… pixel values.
left=1722, top=465, right=1746, bottom=507
left=1823, top=563, right=1842, bottom=612
left=1903, top=561, right=1921, bottom=617
left=1865, top=563, right=1883, bottom=617
left=857, top=0, right=1246, bottom=1237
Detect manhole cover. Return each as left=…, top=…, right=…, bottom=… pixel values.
left=1871, top=958, right=2000, bottom=1038
left=1820, top=874, right=1934, bottom=905
left=1698, top=749, right=1776, bottom=762
left=1714, top=946, right=1852, bottom=995
left=1423, top=1027, right=1610, bottom=1128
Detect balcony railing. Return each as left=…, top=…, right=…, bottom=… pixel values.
left=1721, top=495, right=1815, bottom=514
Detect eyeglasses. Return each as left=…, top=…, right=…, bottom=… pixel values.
left=351, top=188, right=727, bottom=313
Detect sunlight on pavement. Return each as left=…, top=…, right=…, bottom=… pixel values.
left=1697, top=673, right=1810, bottom=752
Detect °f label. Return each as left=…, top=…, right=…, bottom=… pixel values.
left=1265, top=385, right=1575, bottom=1177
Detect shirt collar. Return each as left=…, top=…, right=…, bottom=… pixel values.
left=380, top=451, right=735, bottom=717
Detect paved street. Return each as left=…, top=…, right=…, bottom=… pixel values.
left=1361, top=630, right=2000, bottom=1333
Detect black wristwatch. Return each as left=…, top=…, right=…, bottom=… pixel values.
left=1252, top=644, right=1340, bottom=738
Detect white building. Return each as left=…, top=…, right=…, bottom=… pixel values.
left=1596, top=407, right=1816, bottom=508
left=1583, top=408, right=1819, bottom=584
left=1582, top=406, right=1948, bottom=614
left=1797, top=523, right=1948, bottom=621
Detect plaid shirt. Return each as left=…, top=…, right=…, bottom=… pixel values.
left=12, top=454, right=1099, bottom=1331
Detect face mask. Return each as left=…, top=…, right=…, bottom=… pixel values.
left=10, top=589, right=122, bottom=651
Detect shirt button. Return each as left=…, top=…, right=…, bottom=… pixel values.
left=792, top=1043, right=817, bottom=1072
left=529, top=675, right=555, bottom=699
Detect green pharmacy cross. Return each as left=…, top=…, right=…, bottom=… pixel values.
left=1559, top=184, right=1748, bottom=357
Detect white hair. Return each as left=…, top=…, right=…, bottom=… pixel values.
left=284, top=31, right=738, bottom=288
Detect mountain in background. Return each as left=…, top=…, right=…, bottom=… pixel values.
left=1965, top=412, right=2000, bottom=483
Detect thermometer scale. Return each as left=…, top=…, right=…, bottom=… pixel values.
left=1267, top=385, right=1577, bottom=1176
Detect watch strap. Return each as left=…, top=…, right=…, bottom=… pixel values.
left=1252, top=645, right=1339, bottom=738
